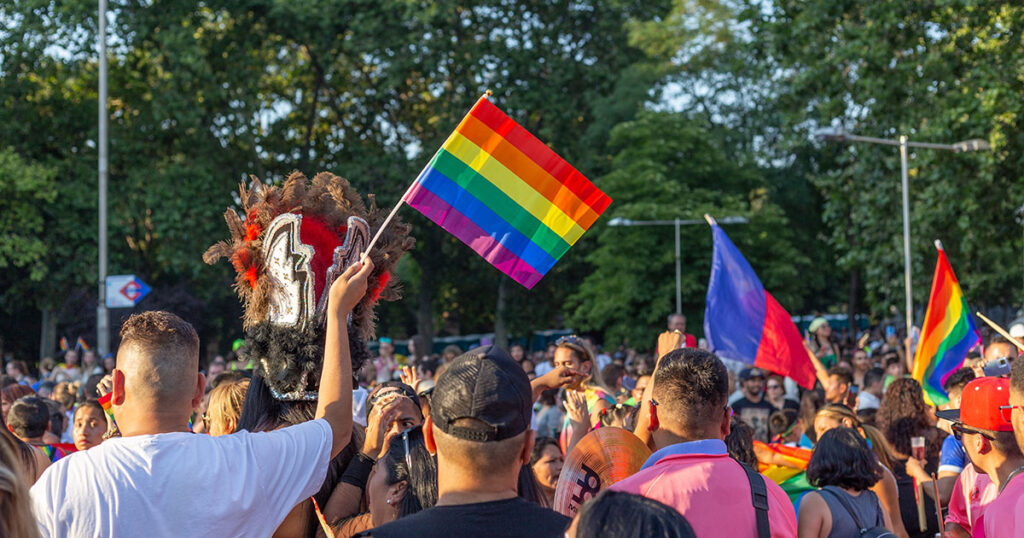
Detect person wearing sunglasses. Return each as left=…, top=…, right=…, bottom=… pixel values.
left=321, top=382, right=424, bottom=534
left=932, top=377, right=1022, bottom=538
left=969, top=362, right=1024, bottom=538
left=364, top=426, right=437, bottom=530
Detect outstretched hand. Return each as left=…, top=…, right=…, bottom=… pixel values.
left=657, top=331, right=685, bottom=360
left=399, top=366, right=422, bottom=392
left=565, top=390, right=590, bottom=427
left=531, top=365, right=586, bottom=402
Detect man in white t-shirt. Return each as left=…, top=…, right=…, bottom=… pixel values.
left=31, top=259, right=374, bottom=537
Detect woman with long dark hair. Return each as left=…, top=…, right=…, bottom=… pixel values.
left=798, top=427, right=894, bottom=537
left=529, top=437, right=563, bottom=507
left=365, top=426, right=437, bottom=525
left=813, top=404, right=908, bottom=538
left=875, top=378, right=942, bottom=538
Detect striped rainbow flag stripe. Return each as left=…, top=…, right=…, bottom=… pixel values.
left=912, top=244, right=980, bottom=406
left=405, top=95, right=611, bottom=288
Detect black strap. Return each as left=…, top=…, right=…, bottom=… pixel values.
left=740, top=463, right=770, bottom=538
left=821, top=487, right=866, bottom=531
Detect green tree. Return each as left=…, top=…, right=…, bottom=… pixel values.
left=568, top=112, right=810, bottom=345
left=755, top=0, right=1021, bottom=319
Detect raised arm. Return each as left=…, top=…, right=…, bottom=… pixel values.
left=633, top=332, right=684, bottom=448
left=318, top=258, right=374, bottom=459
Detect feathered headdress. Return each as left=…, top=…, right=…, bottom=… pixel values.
left=204, top=171, right=413, bottom=400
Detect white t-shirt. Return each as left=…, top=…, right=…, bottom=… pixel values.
left=857, top=390, right=881, bottom=410
left=31, top=418, right=333, bottom=538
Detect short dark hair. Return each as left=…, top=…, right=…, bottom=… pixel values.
left=529, top=437, right=560, bottom=466
left=1011, top=356, right=1024, bottom=395
left=827, top=365, right=853, bottom=386
left=863, top=367, right=885, bottom=389
left=601, top=363, right=624, bottom=385
left=7, top=396, right=50, bottom=439
left=806, top=426, right=882, bottom=491
left=119, top=311, right=199, bottom=361
left=651, top=348, right=728, bottom=432
left=576, top=490, right=696, bottom=538
left=943, top=367, right=976, bottom=393
left=769, top=408, right=799, bottom=438
left=988, top=335, right=1015, bottom=350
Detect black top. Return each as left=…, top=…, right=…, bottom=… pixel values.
left=358, top=497, right=570, bottom=538
left=731, top=397, right=777, bottom=442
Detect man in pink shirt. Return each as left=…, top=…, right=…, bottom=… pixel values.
left=935, top=376, right=1024, bottom=538
left=611, top=348, right=796, bottom=537
left=944, top=463, right=996, bottom=537
left=987, top=359, right=1024, bottom=538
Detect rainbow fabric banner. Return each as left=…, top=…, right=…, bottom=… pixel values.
left=404, top=94, right=611, bottom=288
left=912, top=242, right=980, bottom=406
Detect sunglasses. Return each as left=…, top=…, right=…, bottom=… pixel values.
left=555, top=335, right=585, bottom=347
left=1000, top=405, right=1022, bottom=423
left=766, top=384, right=782, bottom=390
left=401, top=424, right=423, bottom=471
left=951, top=422, right=995, bottom=442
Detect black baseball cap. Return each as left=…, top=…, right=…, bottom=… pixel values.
left=430, top=346, right=532, bottom=442
left=740, top=367, right=765, bottom=381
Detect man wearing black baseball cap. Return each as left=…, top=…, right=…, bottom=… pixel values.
left=360, top=346, right=569, bottom=537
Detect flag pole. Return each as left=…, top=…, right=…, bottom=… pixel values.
left=362, top=90, right=493, bottom=258
left=704, top=214, right=717, bottom=226
left=976, top=311, right=1024, bottom=351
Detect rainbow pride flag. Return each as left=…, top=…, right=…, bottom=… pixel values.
left=98, top=392, right=115, bottom=423
left=912, top=241, right=980, bottom=406
left=404, top=93, right=611, bottom=288
left=59, top=337, right=69, bottom=352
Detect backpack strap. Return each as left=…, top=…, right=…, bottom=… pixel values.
left=740, top=463, right=770, bottom=538
left=821, top=487, right=866, bottom=532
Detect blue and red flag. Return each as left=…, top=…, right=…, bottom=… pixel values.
left=703, top=222, right=816, bottom=388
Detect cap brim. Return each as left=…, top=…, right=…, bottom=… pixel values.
left=935, top=408, right=961, bottom=423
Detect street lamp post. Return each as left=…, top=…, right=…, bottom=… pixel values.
left=821, top=131, right=990, bottom=359
left=97, top=0, right=109, bottom=354
left=608, top=216, right=749, bottom=315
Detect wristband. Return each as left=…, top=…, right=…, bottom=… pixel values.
left=339, top=452, right=376, bottom=490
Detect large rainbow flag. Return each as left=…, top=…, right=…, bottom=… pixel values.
left=403, top=93, right=611, bottom=288
left=912, top=241, right=980, bottom=406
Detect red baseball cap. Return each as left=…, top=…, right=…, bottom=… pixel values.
left=936, top=377, right=1013, bottom=432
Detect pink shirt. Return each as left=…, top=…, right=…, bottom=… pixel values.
left=610, top=440, right=797, bottom=537
left=945, top=464, right=997, bottom=536
left=981, top=471, right=1024, bottom=538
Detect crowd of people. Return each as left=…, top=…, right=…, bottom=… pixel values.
left=1, top=266, right=1024, bottom=537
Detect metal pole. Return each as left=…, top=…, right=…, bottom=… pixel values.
left=899, top=135, right=912, bottom=361
left=675, top=218, right=681, bottom=315
left=97, top=0, right=109, bottom=355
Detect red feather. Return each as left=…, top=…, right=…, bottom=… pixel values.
left=369, top=271, right=391, bottom=302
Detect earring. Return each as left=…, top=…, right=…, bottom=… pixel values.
left=386, top=499, right=391, bottom=505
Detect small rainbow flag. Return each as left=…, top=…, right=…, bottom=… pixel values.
left=76, top=337, right=90, bottom=352
left=912, top=241, right=980, bottom=406
left=403, top=93, right=611, bottom=288
left=98, top=392, right=115, bottom=422
left=59, top=337, right=69, bottom=352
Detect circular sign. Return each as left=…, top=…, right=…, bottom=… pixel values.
left=552, top=427, right=651, bottom=517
